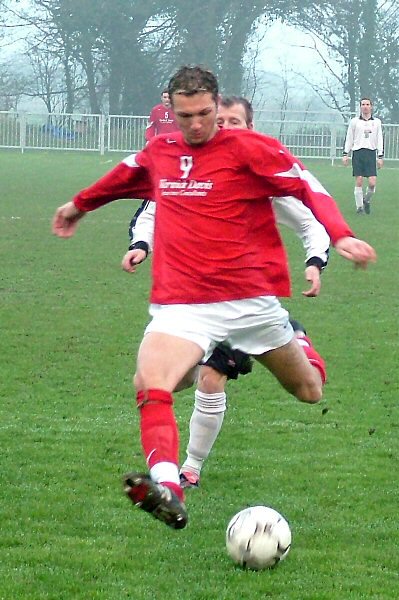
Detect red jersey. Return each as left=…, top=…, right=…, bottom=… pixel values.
left=74, top=129, right=354, bottom=304
left=145, top=103, right=178, bottom=141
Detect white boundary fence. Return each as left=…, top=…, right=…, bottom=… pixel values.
left=1, top=111, right=398, bottom=162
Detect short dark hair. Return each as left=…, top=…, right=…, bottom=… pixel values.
left=219, top=96, right=254, bottom=126
left=161, top=89, right=169, bottom=96
left=168, top=66, right=219, bottom=103
left=360, top=97, right=373, bottom=105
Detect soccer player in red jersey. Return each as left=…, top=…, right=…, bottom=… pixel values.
left=52, top=66, right=376, bottom=530
left=145, top=89, right=179, bottom=142
left=124, top=95, right=331, bottom=490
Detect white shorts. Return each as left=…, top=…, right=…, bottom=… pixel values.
left=144, top=296, right=293, bottom=360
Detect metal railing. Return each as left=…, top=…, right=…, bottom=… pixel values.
left=0, top=112, right=148, bottom=154
left=1, top=111, right=398, bottom=161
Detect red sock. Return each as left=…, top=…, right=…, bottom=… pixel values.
left=297, top=336, right=327, bottom=384
left=136, top=389, right=179, bottom=468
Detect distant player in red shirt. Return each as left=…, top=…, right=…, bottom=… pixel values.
left=52, top=66, right=376, bottom=531
left=145, top=89, right=179, bottom=142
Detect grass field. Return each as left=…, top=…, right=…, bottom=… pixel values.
left=1, top=150, right=398, bottom=599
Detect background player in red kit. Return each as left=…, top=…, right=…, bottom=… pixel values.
left=145, top=89, right=179, bottom=142
left=52, top=66, right=376, bottom=531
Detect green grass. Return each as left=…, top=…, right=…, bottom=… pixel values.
left=1, top=150, right=398, bottom=599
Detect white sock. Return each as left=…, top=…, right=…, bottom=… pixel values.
left=364, top=186, right=375, bottom=202
left=354, top=187, right=364, bottom=209
left=181, top=390, right=226, bottom=477
left=150, top=462, right=180, bottom=485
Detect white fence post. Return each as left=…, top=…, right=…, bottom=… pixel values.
left=19, top=114, right=26, bottom=154
left=330, top=124, right=337, bottom=166
left=99, top=114, right=105, bottom=155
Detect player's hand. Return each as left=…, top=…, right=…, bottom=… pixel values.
left=335, top=236, right=377, bottom=269
left=52, top=201, right=85, bottom=238
left=377, top=158, right=383, bottom=169
left=121, top=249, right=147, bottom=273
left=342, top=156, right=349, bottom=166
left=302, top=265, right=321, bottom=297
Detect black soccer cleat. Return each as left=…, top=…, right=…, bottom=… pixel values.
left=123, top=472, right=188, bottom=529
left=289, top=319, right=307, bottom=336
left=363, top=198, right=371, bottom=214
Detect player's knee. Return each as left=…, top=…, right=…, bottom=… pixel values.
left=298, top=387, right=323, bottom=404
left=133, top=368, right=176, bottom=394
left=198, top=366, right=226, bottom=394
left=295, top=377, right=323, bottom=404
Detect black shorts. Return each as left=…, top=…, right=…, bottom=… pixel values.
left=204, top=344, right=253, bottom=380
left=352, top=148, right=377, bottom=177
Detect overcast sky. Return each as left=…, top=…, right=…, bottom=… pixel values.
left=258, top=21, right=330, bottom=79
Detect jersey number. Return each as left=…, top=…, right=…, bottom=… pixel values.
left=180, top=156, right=193, bottom=179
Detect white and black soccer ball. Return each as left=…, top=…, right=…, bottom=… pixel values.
left=226, top=505, right=292, bottom=570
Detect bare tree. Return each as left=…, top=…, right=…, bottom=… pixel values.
left=0, top=61, right=29, bottom=109
left=1, top=0, right=396, bottom=120
left=289, top=0, right=399, bottom=120
left=170, top=0, right=296, bottom=94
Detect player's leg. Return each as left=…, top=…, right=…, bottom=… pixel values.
left=180, top=346, right=253, bottom=488
left=125, top=331, right=204, bottom=529
left=174, top=365, right=200, bottom=392
left=255, top=334, right=325, bottom=403
left=363, top=174, right=377, bottom=215
left=354, top=175, right=365, bottom=214
left=180, top=365, right=227, bottom=488
left=181, top=322, right=310, bottom=488
left=352, top=150, right=365, bottom=213
left=226, top=299, right=325, bottom=404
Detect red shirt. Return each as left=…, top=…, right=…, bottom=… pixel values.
left=74, top=129, right=354, bottom=304
left=145, top=103, right=178, bottom=141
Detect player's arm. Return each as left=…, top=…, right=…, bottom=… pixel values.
left=251, top=138, right=376, bottom=267
left=122, top=200, right=156, bottom=273
left=52, top=153, right=152, bottom=238
left=145, top=108, right=157, bottom=142
left=333, top=237, right=376, bottom=269
left=266, top=152, right=350, bottom=242
left=342, top=119, right=355, bottom=165
left=272, top=196, right=330, bottom=297
left=129, top=200, right=156, bottom=253
left=377, top=120, right=384, bottom=169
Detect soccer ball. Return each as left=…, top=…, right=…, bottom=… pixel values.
left=226, top=505, right=292, bottom=570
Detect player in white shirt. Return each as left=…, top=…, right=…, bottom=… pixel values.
left=122, top=95, right=330, bottom=488
left=342, top=98, right=384, bottom=215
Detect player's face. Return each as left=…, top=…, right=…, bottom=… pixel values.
left=360, top=99, right=372, bottom=117
left=161, top=93, right=171, bottom=107
left=216, top=104, right=252, bottom=130
left=171, top=92, right=218, bottom=145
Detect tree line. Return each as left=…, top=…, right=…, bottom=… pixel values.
left=0, top=0, right=398, bottom=120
